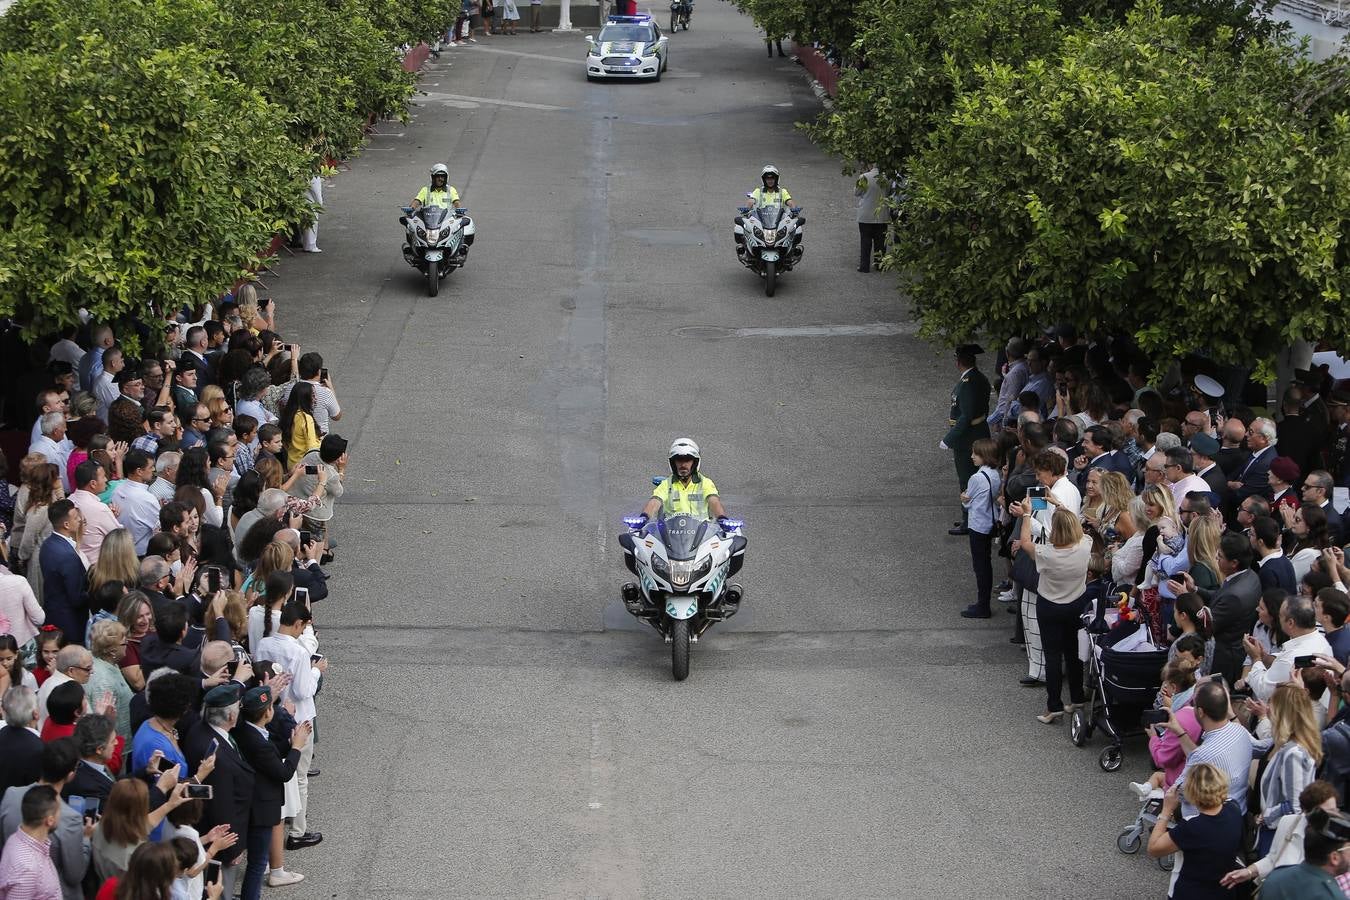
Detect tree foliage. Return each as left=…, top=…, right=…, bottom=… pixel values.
left=0, top=0, right=446, bottom=336
left=896, top=5, right=1350, bottom=365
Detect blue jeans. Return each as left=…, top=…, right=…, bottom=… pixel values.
left=240, top=824, right=273, bottom=900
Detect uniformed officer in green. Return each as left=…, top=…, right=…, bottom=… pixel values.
left=642, top=437, right=728, bottom=522
left=1253, top=807, right=1350, bottom=899
left=941, top=343, right=992, bottom=535
left=411, top=163, right=461, bottom=211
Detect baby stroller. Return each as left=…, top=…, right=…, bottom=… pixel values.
left=1115, top=793, right=1175, bottom=871
left=1068, top=591, right=1168, bottom=771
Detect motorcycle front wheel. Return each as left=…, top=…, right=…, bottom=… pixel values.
left=670, top=618, right=690, bottom=681
left=763, top=260, right=777, bottom=296
left=426, top=258, right=439, bottom=296
left=671, top=12, right=678, bottom=31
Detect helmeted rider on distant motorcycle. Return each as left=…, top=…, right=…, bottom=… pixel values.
left=408, top=163, right=473, bottom=258
left=735, top=165, right=802, bottom=258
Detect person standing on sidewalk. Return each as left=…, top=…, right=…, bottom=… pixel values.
left=854, top=164, right=890, bottom=273
left=530, top=0, right=542, bottom=32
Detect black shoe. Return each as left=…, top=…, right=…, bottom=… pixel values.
left=947, top=525, right=970, bottom=536
left=1019, top=676, right=1042, bottom=686
left=285, top=832, right=323, bottom=850
left=307, top=767, right=320, bottom=777
left=996, top=580, right=1012, bottom=592
left=960, top=604, right=992, bottom=619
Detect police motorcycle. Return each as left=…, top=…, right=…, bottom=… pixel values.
left=670, top=0, right=692, bottom=31
left=618, top=492, right=746, bottom=682
left=734, top=198, right=804, bottom=296
left=397, top=166, right=475, bottom=297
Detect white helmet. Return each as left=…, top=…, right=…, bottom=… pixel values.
left=668, top=438, right=701, bottom=476
left=760, top=164, right=779, bottom=185
left=429, top=163, right=449, bottom=182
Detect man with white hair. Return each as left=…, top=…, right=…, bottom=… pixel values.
left=278, top=529, right=329, bottom=603
left=1231, top=417, right=1277, bottom=504
left=0, top=688, right=43, bottom=796
left=29, top=411, right=73, bottom=493
left=233, top=489, right=290, bottom=566
left=149, top=451, right=181, bottom=504
left=36, top=646, right=92, bottom=729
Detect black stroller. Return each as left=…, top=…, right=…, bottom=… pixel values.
left=1068, top=588, right=1169, bottom=771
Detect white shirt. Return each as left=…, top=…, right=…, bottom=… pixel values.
left=246, top=607, right=317, bottom=660
left=281, top=380, right=340, bottom=434
left=254, top=632, right=320, bottom=723
left=110, top=479, right=160, bottom=555
left=1246, top=629, right=1334, bottom=701
left=36, top=670, right=74, bottom=728
left=1169, top=474, right=1210, bottom=506
left=28, top=434, right=73, bottom=493
left=93, top=372, right=119, bottom=421
left=1030, top=476, right=1083, bottom=541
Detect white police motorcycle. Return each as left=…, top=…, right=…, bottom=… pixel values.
left=398, top=204, right=475, bottom=296
left=618, top=481, right=746, bottom=681
left=734, top=198, right=804, bottom=296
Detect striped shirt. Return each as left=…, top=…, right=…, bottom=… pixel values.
left=1177, top=721, right=1255, bottom=818
left=0, top=828, right=62, bottom=900
left=281, top=380, right=340, bottom=435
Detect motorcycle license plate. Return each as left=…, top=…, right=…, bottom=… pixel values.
left=761, top=251, right=780, bottom=262
left=424, top=250, right=444, bottom=261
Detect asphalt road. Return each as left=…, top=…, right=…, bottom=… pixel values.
left=265, top=4, right=1164, bottom=897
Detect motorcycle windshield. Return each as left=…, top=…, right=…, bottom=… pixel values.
left=656, top=515, right=710, bottom=561
left=421, top=206, right=449, bottom=229
left=754, top=204, right=784, bottom=230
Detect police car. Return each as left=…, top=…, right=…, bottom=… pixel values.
left=585, top=15, right=669, bottom=81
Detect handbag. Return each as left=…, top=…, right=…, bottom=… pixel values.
left=1010, top=546, right=1040, bottom=592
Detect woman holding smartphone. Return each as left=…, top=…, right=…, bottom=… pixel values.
left=1018, top=507, right=1093, bottom=723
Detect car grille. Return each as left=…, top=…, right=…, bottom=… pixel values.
left=602, top=57, right=637, bottom=66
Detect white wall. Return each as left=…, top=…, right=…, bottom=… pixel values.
left=1272, top=0, right=1350, bottom=60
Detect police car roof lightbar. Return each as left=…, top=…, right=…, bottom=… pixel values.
left=607, top=14, right=654, bottom=23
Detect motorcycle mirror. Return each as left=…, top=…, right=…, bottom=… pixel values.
left=651, top=476, right=664, bottom=486
left=737, top=206, right=750, bottom=214
left=400, top=206, right=414, bottom=214
left=745, top=192, right=754, bottom=198
left=398, top=216, right=408, bottom=225
left=455, top=208, right=469, bottom=215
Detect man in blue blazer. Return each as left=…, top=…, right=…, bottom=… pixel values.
left=38, top=500, right=89, bottom=645
left=1230, top=417, right=1277, bottom=505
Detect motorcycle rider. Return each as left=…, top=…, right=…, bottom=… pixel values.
left=411, top=163, right=462, bottom=211
left=406, top=163, right=473, bottom=258
left=642, top=438, right=727, bottom=522
left=735, top=165, right=802, bottom=258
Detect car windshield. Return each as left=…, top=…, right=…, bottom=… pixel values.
left=601, top=25, right=655, bottom=43
left=754, top=204, right=784, bottom=229
left=654, top=514, right=710, bottom=562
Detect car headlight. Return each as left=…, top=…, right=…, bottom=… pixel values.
left=651, top=555, right=670, bottom=579
left=589, top=48, right=601, bottom=57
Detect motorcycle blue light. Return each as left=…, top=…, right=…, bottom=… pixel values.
left=622, top=515, right=646, bottom=529
left=720, top=518, right=743, bottom=530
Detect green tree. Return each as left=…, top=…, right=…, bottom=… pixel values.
left=895, top=5, right=1350, bottom=365
left=0, top=37, right=311, bottom=335
left=730, top=0, right=862, bottom=50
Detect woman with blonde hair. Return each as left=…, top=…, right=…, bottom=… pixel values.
left=197, top=383, right=226, bottom=413
left=234, top=282, right=274, bottom=333
left=1187, top=516, right=1222, bottom=592
left=1252, top=681, right=1323, bottom=856
left=1094, top=471, right=1137, bottom=542
left=206, top=394, right=234, bottom=430
left=1148, top=762, right=1243, bottom=895
left=116, top=591, right=154, bottom=692
left=1134, top=483, right=1181, bottom=644
left=93, top=777, right=192, bottom=881
left=87, top=618, right=134, bottom=741
left=6, top=452, right=50, bottom=563
left=1018, top=507, right=1092, bottom=724
left=89, top=528, right=139, bottom=597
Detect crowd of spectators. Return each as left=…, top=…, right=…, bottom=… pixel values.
left=0, top=284, right=347, bottom=899
left=956, top=327, right=1350, bottom=897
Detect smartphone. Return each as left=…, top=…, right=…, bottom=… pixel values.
left=156, top=756, right=177, bottom=773
left=67, top=796, right=86, bottom=818
left=186, top=783, right=214, bottom=800
left=206, top=567, right=222, bottom=594
left=310, top=653, right=324, bottom=664
left=84, top=798, right=101, bottom=822
left=205, top=860, right=223, bottom=886
left=1140, top=709, right=1170, bottom=725
left=294, top=586, right=310, bottom=606
left=206, top=737, right=219, bottom=758
left=320, top=367, right=329, bottom=382
left=1295, top=655, right=1320, bottom=669
left=225, top=659, right=239, bottom=677
left=305, top=464, right=318, bottom=475
left=1027, top=486, right=1047, bottom=498
left=299, top=530, right=312, bottom=546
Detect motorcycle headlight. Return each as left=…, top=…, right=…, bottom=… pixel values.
left=651, top=555, right=670, bottom=579
left=691, top=555, right=712, bottom=582
left=426, top=228, right=440, bottom=242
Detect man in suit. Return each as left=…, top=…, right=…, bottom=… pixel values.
left=0, top=687, right=44, bottom=797
left=38, top=500, right=89, bottom=644
left=1253, top=516, right=1297, bottom=594
left=1276, top=386, right=1320, bottom=479
left=941, top=344, right=991, bottom=536
left=1070, top=424, right=1134, bottom=493
left=234, top=685, right=311, bottom=893
left=0, top=738, right=91, bottom=900
left=62, top=716, right=118, bottom=806
left=279, top=530, right=329, bottom=604
left=1191, top=434, right=1230, bottom=508
left=1169, top=532, right=1263, bottom=685
left=179, top=326, right=213, bottom=388
left=1229, top=417, right=1277, bottom=505
left=183, top=683, right=254, bottom=900
left=1215, top=417, right=1250, bottom=479
left=1301, top=469, right=1345, bottom=545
